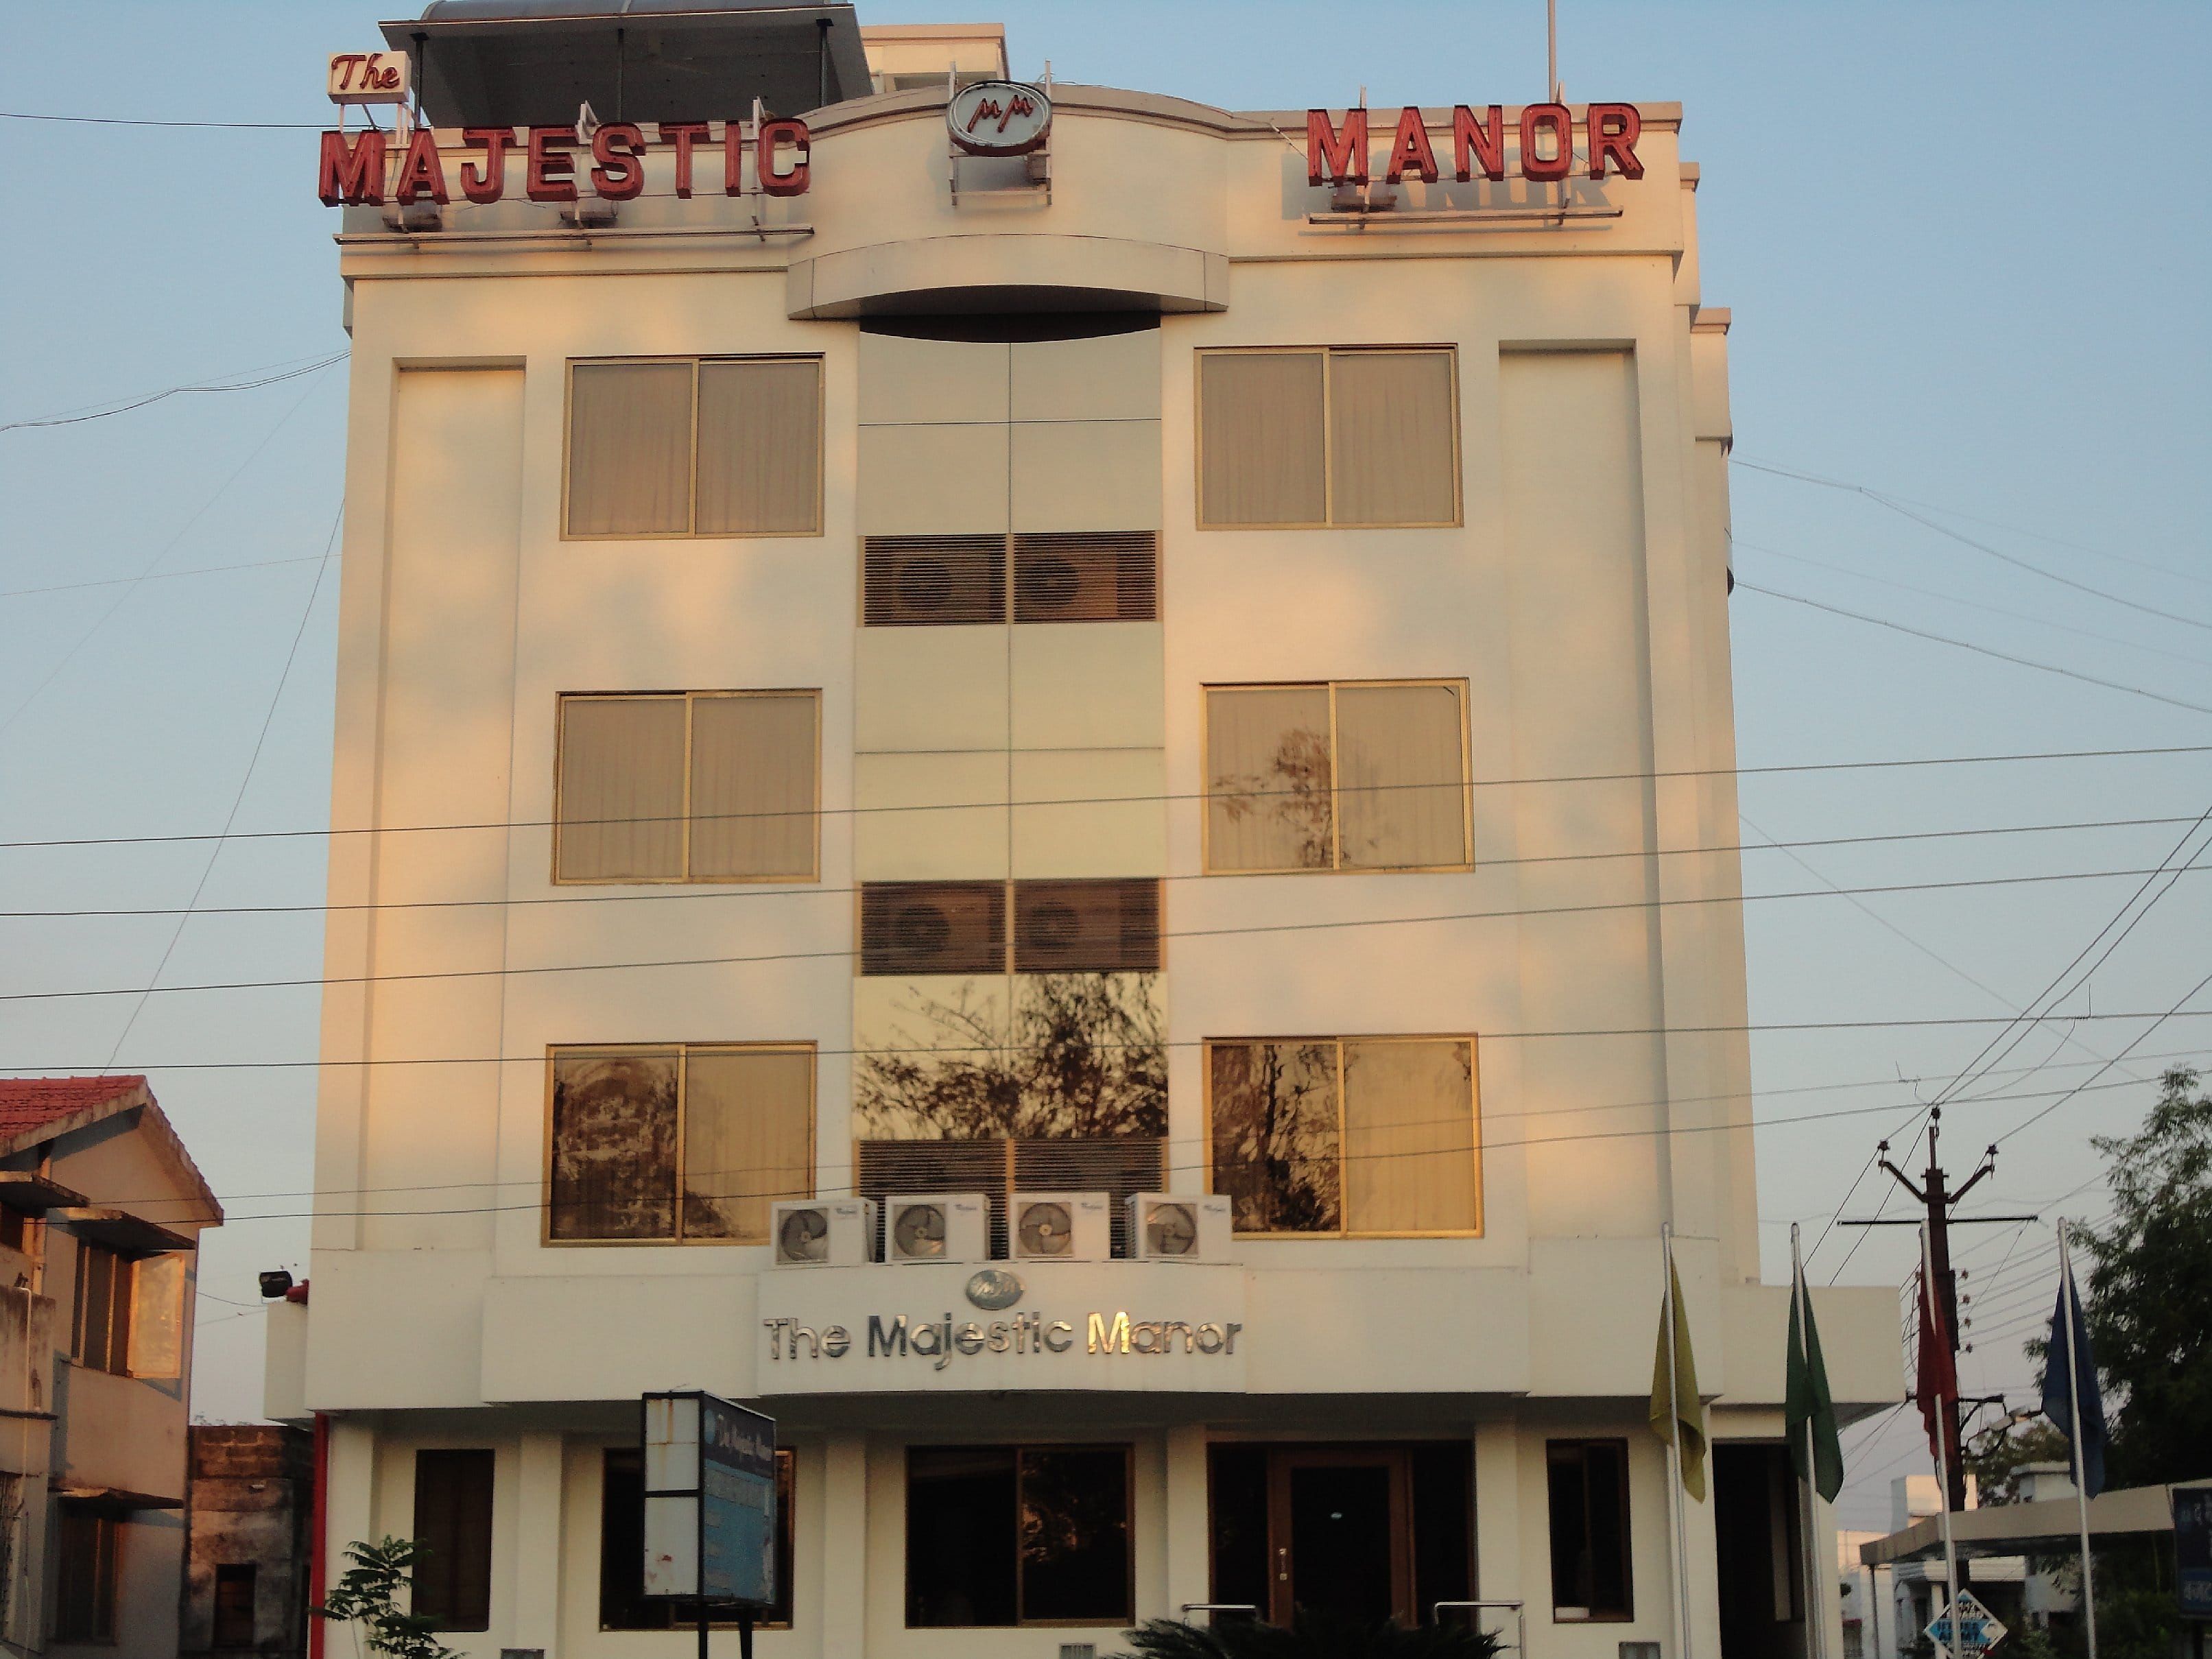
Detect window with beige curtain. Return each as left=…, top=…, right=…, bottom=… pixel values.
left=1197, top=346, right=1457, bottom=528
left=567, top=357, right=822, bottom=538
left=1204, top=680, right=1470, bottom=872
left=549, top=1045, right=813, bottom=1243
left=557, top=691, right=819, bottom=883
left=1206, top=1036, right=1479, bottom=1236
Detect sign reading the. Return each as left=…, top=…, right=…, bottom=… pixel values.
left=947, top=80, right=1051, bottom=156
left=641, top=1392, right=777, bottom=1609
left=1927, top=1590, right=2008, bottom=1659
left=327, top=52, right=408, bottom=105
left=1305, top=103, right=1644, bottom=186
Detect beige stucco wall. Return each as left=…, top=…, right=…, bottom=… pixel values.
left=291, top=83, right=1896, bottom=1659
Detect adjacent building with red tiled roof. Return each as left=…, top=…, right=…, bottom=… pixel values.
left=0, top=1075, right=221, bottom=1654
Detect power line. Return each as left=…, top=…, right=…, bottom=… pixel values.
left=93, top=1071, right=2188, bottom=1224
left=0, top=363, right=340, bottom=738
left=9, top=861, right=2207, bottom=1007
left=0, top=110, right=324, bottom=130
left=97, top=505, right=343, bottom=1067
left=1732, top=456, right=2212, bottom=623
left=0, top=351, right=348, bottom=433
left=1735, top=583, right=2212, bottom=716
left=0, top=553, right=336, bottom=603
left=14, top=1010, right=2212, bottom=1079
left=5, top=811, right=2189, bottom=920
left=1732, top=538, right=2212, bottom=670
left=5, top=742, right=2206, bottom=853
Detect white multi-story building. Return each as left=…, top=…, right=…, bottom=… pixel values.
left=271, top=6, right=1903, bottom=1656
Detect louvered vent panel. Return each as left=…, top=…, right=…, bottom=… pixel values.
left=857, top=1137, right=1168, bottom=1258
left=1012, top=879, right=1162, bottom=972
left=859, top=881, right=1007, bottom=976
left=861, top=535, right=1008, bottom=625
left=1012, top=532, right=1158, bottom=622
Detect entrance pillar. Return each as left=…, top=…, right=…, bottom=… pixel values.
left=1474, top=1420, right=1523, bottom=1642
left=819, top=1433, right=868, bottom=1655
left=511, top=1431, right=563, bottom=1656
left=1164, top=1425, right=1211, bottom=1620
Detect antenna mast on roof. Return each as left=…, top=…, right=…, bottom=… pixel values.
left=1547, top=0, right=1560, bottom=102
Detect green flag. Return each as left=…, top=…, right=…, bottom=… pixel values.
left=1649, top=1258, right=1706, bottom=1501
left=1787, top=1252, right=1845, bottom=1503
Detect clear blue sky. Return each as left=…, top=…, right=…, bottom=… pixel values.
left=2, top=2, right=2206, bottom=1530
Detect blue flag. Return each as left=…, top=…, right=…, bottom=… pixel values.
left=2040, top=1261, right=2108, bottom=1498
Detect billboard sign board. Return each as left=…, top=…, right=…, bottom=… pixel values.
left=2176, top=1484, right=2212, bottom=1619
left=641, top=1392, right=777, bottom=1608
left=1927, top=1590, right=2008, bottom=1659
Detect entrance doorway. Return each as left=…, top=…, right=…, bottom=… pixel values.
left=1208, top=1442, right=1472, bottom=1628
left=1713, top=1442, right=1809, bottom=1659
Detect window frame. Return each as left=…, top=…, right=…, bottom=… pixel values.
left=1202, top=1033, right=1483, bottom=1240
left=560, top=355, right=826, bottom=542
left=1545, top=1437, right=1634, bottom=1623
left=903, top=1442, right=1136, bottom=1630
left=1194, top=344, right=1463, bottom=531
left=1200, top=678, right=1474, bottom=875
left=552, top=689, right=823, bottom=886
left=70, top=1240, right=132, bottom=1375
left=542, top=1042, right=818, bottom=1248
left=410, top=1448, right=496, bottom=1633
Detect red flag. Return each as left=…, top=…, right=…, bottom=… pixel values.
left=1916, top=1265, right=1959, bottom=1458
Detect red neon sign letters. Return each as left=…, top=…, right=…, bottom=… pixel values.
left=1305, top=104, right=1643, bottom=186
left=316, top=119, right=812, bottom=207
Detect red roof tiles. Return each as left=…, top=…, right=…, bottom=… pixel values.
left=0, top=1075, right=148, bottom=1143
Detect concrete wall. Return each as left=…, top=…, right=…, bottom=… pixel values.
left=182, top=1426, right=313, bottom=1659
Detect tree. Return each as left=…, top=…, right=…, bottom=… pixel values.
left=313, top=1538, right=459, bottom=1659
left=2071, top=1065, right=2212, bottom=1487
left=1963, top=1419, right=2071, bottom=1505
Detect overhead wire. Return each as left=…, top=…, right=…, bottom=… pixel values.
left=7, top=861, right=2208, bottom=1007
left=0, top=351, right=348, bottom=433
left=3, top=742, right=2206, bottom=852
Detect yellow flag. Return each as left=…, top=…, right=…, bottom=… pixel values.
left=1649, top=1258, right=1706, bottom=1501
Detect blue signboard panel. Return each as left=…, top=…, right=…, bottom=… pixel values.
left=700, top=1396, right=778, bottom=1607
left=2177, top=1486, right=2212, bottom=1620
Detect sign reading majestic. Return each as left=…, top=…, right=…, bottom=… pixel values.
left=316, top=117, right=811, bottom=206
left=1305, top=104, right=1643, bottom=184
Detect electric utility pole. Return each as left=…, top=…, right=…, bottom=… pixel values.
left=1845, top=1106, right=2037, bottom=1513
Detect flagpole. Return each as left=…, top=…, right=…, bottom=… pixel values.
left=1921, top=1221, right=1961, bottom=1649
left=1663, top=1226, right=1693, bottom=1659
left=2058, top=1219, right=2100, bottom=1659
left=1794, top=1226, right=1826, bottom=1659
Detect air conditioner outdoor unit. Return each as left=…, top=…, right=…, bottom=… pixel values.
left=885, top=1193, right=990, bottom=1265
left=1126, top=1193, right=1233, bottom=1263
left=1009, top=1193, right=1112, bottom=1263
left=769, top=1198, right=878, bottom=1267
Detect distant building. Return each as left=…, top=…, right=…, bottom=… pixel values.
left=182, top=1425, right=314, bottom=1659
left=0, top=1075, right=222, bottom=1656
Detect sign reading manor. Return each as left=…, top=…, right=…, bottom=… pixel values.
left=763, top=1309, right=1244, bottom=1373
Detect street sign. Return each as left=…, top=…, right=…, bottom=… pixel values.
left=1927, top=1590, right=2008, bottom=1659
left=2175, top=1484, right=2212, bottom=1619
left=640, top=1391, right=778, bottom=1608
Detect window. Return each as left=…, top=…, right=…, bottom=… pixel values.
left=1547, top=1440, right=1632, bottom=1621
left=1198, top=347, right=1458, bottom=528
left=861, top=532, right=1159, bottom=625
left=1204, top=680, right=1470, bottom=872
left=600, top=1447, right=795, bottom=1630
left=548, top=1045, right=814, bottom=1243
left=1207, top=1037, right=1479, bottom=1236
left=70, top=1243, right=177, bottom=1376
left=213, top=1563, right=258, bottom=1647
left=565, top=357, right=822, bottom=538
left=56, top=1505, right=119, bottom=1643
left=905, top=1446, right=1131, bottom=1627
left=412, top=1449, right=495, bottom=1632
left=556, top=691, right=819, bottom=883
left=859, top=880, right=1161, bottom=975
